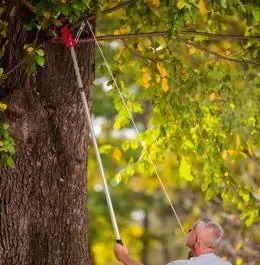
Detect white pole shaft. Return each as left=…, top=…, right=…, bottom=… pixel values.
left=70, top=47, right=121, bottom=241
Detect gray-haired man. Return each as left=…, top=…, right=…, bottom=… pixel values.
left=114, top=218, right=232, bottom=265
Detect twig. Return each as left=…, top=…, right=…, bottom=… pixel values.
left=122, top=40, right=155, bottom=63
left=20, top=0, right=33, bottom=11
left=175, top=35, right=260, bottom=66
left=71, top=0, right=136, bottom=31
left=180, top=31, right=260, bottom=40
left=6, top=60, right=26, bottom=75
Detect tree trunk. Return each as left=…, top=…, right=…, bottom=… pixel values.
left=141, top=209, right=149, bottom=265
left=0, top=2, right=95, bottom=265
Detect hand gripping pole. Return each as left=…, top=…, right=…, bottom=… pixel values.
left=69, top=44, right=122, bottom=244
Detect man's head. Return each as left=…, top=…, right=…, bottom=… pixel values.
left=185, top=218, right=223, bottom=256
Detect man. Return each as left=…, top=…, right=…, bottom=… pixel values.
left=114, top=218, right=232, bottom=265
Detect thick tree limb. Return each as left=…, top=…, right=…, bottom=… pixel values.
left=56, top=31, right=260, bottom=44
left=20, top=0, right=33, bottom=11
left=175, top=35, right=260, bottom=66
left=53, top=31, right=259, bottom=65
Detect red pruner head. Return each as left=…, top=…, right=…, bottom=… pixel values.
left=60, top=24, right=77, bottom=48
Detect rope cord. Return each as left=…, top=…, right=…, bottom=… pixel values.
left=86, top=20, right=186, bottom=237
left=75, top=22, right=86, bottom=43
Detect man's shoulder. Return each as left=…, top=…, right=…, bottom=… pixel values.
left=219, top=259, right=232, bottom=265
left=215, top=255, right=232, bottom=265
left=166, top=260, right=187, bottom=265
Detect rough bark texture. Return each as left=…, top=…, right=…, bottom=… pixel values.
left=0, top=2, right=94, bottom=265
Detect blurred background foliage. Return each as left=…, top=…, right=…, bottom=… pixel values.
left=87, top=1, right=260, bottom=265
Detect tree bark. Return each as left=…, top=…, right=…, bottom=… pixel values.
left=0, top=1, right=95, bottom=265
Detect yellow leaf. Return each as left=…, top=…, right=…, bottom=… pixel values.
left=179, top=157, right=193, bottom=181
left=142, top=72, right=152, bottom=88
left=43, top=11, right=51, bottom=20
left=222, top=40, right=231, bottom=49
left=114, top=29, right=120, bottom=35
left=156, top=74, right=161, bottom=84
left=114, top=26, right=130, bottom=35
left=114, top=46, right=125, bottom=60
left=157, top=62, right=167, bottom=78
left=236, top=257, right=243, bottom=265
left=235, top=241, right=243, bottom=250
left=113, top=148, right=122, bottom=161
left=0, top=103, right=7, bottom=110
left=60, top=0, right=66, bottom=3
left=235, top=134, right=240, bottom=149
left=199, top=0, right=207, bottom=15
left=161, top=77, right=169, bottom=92
left=177, top=0, right=185, bottom=9
left=209, top=92, right=216, bottom=101
left=189, top=47, right=198, bottom=55
left=194, top=93, right=200, bottom=101
left=27, top=47, right=34, bottom=52
left=127, top=100, right=132, bottom=108
left=248, top=145, right=253, bottom=156
left=222, top=150, right=227, bottom=160
left=230, top=103, right=235, bottom=110
left=226, top=50, right=231, bottom=55
left=0, top=141, right=3, bottom=146
left=114, top=51, right=121, bottom=60
left=137, top=42, right=144, bottom=51
left=148, top=0, right=160, bottom=7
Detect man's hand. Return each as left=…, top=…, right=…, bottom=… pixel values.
left=114, top=243, right=129, bottom=262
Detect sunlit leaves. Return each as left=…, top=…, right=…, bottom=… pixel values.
left=24, top=45, right=45, bottom=73
left=177, top=0, right=185, bottom=10
left=0, top=123, right=16, bottom=168
left=179, top=157, right=193, bottom=181
left=198, top=0, right=207, bottom=15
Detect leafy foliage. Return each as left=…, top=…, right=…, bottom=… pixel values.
left=93, top=0, right=260, bottom=227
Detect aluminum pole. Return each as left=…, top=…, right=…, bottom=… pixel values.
left=70, top=47, right=122, bottom=243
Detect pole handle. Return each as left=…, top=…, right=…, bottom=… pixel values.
left=116, top=239, right=123, bottom=245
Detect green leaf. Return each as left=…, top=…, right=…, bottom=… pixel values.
left=99, top=144, right=112, bottom=154
left=252, top=7, right=260, bottom=22
left=220, top=0, right=227, bottom=8
left=205, top=186, right=217, bottom=200
left=125, top=164, right=135, bottom=176
left=1, top=154, right=15, bottom=168
left=179, top=157, right=193, bottom=181
left=35, top=49, right=44, bottom=56
left=177, top=0, right=185, bottom=9
left=36, top=56, right=45, bottom=67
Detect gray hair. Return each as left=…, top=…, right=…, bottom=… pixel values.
left=194, top=218, right=224, bottom=248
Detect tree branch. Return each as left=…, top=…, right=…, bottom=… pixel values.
left=56, top=30, right=260, bottom=44
left=52, top=31, right=260, bottom=65
left=99, top=0, right=135, bottom=17
left=180, top=31, right=260, bottom=40
left=71, top=0, right=135, bottom=31
left=175, top=35, right=260, bottom=66
left=52, top=32, right=166, bottom=44
left=6, top=60, right=26, bottom=75
left=20, top=0, right=33, bottom=12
